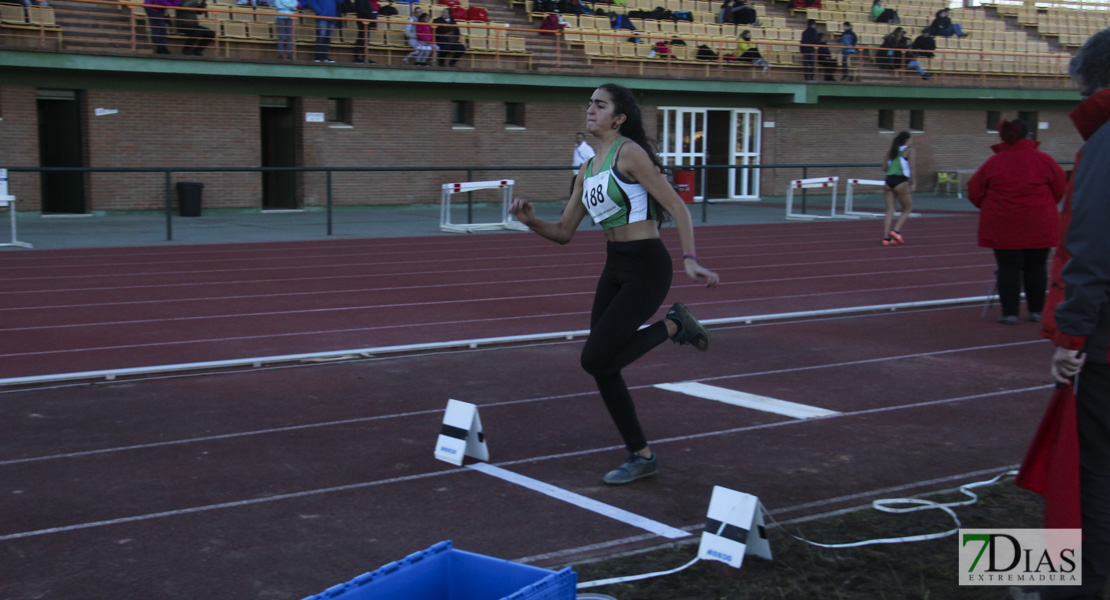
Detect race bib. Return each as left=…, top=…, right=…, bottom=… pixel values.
left=582, top=170, right=622, bottom=224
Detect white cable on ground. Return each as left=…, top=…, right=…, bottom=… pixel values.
left=575, top=470, right=1017, bottom=589
left=577, top=556, right=701, bottom=589
left=770, top=469, right=1017, bottom=548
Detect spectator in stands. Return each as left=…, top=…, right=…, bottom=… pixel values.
left=565, top=0, right=588, bottom=16
left=736, top=29, right=770, bottom=72
left=838, top=21, right=857, bottom=80
left=907, top=28, right=934, bottom=79
left=306, top=0, right=342, bottom=62
left=274, top=0, right=296, bottom=59
left=877, top=26, right=907, bottom=70
left=433, top=8, right=465, bottom=67
left=732, top=0, right=759, bottom=26
left=928, top=8, right=966, bottom=38
left=143, top=0, right=179, bottom=55
left=2, top=0, right=46, bottom=13
left=404, top=11, right=436, bottom=66
left=871, top=0, right=898, bottom=24
left=1040, top=31, right=1110, bottom=600
left=571, top=131, right=595, bottom=193
left=649, top=37, right=684, bottom=58
left=352, top=0, right=379, bottom=63
left=882, top=131, right=915, bottom=245
left=717, top=0, right=733, bottom=24
left=967, top=119, right=1066, bottom=325
left=177, top=0, right=215, bottom=56
left=816, top=32, right=837, bottom=81
left=800, top=19, right=818, bottom=81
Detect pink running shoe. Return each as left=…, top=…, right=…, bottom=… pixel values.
left=882, top=238, right=897, bottom=246
left=889, top=230, right=904, bottom=244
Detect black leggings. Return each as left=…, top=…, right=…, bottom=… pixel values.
left=993, top=248, right=1051, bottom=317
left=580, top=238, right=673, bottom=452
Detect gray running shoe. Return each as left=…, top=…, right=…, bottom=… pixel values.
left=666, top=302, right=710, bottom=351
left=603, top=452, right=658, bottom=485
left=998, top=315, right=1018, bottom=325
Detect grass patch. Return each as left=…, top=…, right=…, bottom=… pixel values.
left=572, top=481, right=1044, bottom=600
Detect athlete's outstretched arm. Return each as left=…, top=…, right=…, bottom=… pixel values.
left=619, top=145, right=720, bottom=287
left=510, top=170, right=589, bottom=245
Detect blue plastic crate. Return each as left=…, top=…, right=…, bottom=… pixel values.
left=301, top=541, right=577, bottom=600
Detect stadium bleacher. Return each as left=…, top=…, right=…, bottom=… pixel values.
left=0, top=0, right=1105, bottom=83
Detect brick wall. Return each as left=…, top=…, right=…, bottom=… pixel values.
left=299, top=97, right=589, bottom=208
left=0, top=86, right=42, bottom=211
left=761, top=106, right=1082, bottom=196
left=85, top=89, right=260, bottom=212
left=0, top=84, right=1087, bottom=211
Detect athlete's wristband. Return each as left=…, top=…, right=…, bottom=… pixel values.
left=682, top=254, right=698, bottom=263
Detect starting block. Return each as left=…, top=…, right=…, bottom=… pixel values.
left=844, top=178, right=921, bottom=219
left=698, top=486, right=772, bottom=568
left=434, top=399, right=489, bottom=466
left=0, top=169, right=32, bottom=249
left=785, top=176, right=841, bottom=220
left=439, top=179, right=528, bottom=234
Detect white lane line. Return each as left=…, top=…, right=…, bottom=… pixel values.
left=467, top=463, right=690, bottom=540
left=0, top=469, right=465, bottom=542
left=511, top=464, right=1019, bottom=565
left=655, top=381, right=839, bottom=419
left=0, top=385, right=1048, bottom=542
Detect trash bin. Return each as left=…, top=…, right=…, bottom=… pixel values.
left=176, top=182, right=204, bottom=217
left=673, top=170, right=695, bottom=204
left=302, top=541, right=577, bottom=600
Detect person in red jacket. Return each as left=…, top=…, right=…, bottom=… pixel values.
left=967, top=118, right=1066, bottom=325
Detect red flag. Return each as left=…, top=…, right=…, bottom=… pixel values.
left=1016, top=383, right=1081, bottom=529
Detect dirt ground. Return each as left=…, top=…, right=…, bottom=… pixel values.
left=572, top=480, right=1047, bottom=600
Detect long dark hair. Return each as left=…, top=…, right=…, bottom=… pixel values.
left=598, top=83, right=664, bottom=173
left=888, top=131, right=911, bottom=161
left=999, top=119, right=1029, bottom=144
left=596, top=83, right=668, bottom=222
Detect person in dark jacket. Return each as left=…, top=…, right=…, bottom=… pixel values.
left=433, top=8, right=466, bottom=67
left=306, top=0, right=342, bottom=62
left=839, top=21, right=857, bottom=80
left=906, top=28, right=934, bottom=79
left=815, top=32, right=837, bottom=81
left=352, top=0, right=378, bottom=63
left=968, top=119, right=1066, bottom=325
left=800, top=19, right=818, bottom=80
left=928, top=7, right=965, bottom=38
left=144, top=0, right=179, bottom=54
left=177, top=0, right=215, bottom=56
left=1042, top=27, right=1110, bottom=600
left=732, top=0, right=757, bottom=25
left=876, top=26, right=907, bottom=70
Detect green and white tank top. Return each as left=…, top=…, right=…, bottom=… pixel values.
left=886, top=145, right=911, bottom=177
left=581, top=138, right=661, bottom=230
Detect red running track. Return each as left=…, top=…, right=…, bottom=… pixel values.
left=0, top=216, right=991, bottom=380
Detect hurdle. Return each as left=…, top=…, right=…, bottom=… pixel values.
left=439, top=179, right=528, bottom=234
left=785, top=176, right=841, bottom=220
left=844, top=178, right=921, bottom=219
left=0, top=169, right=32, bottom=249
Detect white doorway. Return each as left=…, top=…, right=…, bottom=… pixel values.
left=658, top=107, right=762, bottom=201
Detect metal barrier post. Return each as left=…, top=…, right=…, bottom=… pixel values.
left=700, top=164, right=708, bottom=223
left=466, top=168, right=473, bottom=224
left=326, top=169, right=333, bottom=236
left=164, top=170, right=173, bottom=241
left=800, top=166, right=808, bottom=214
